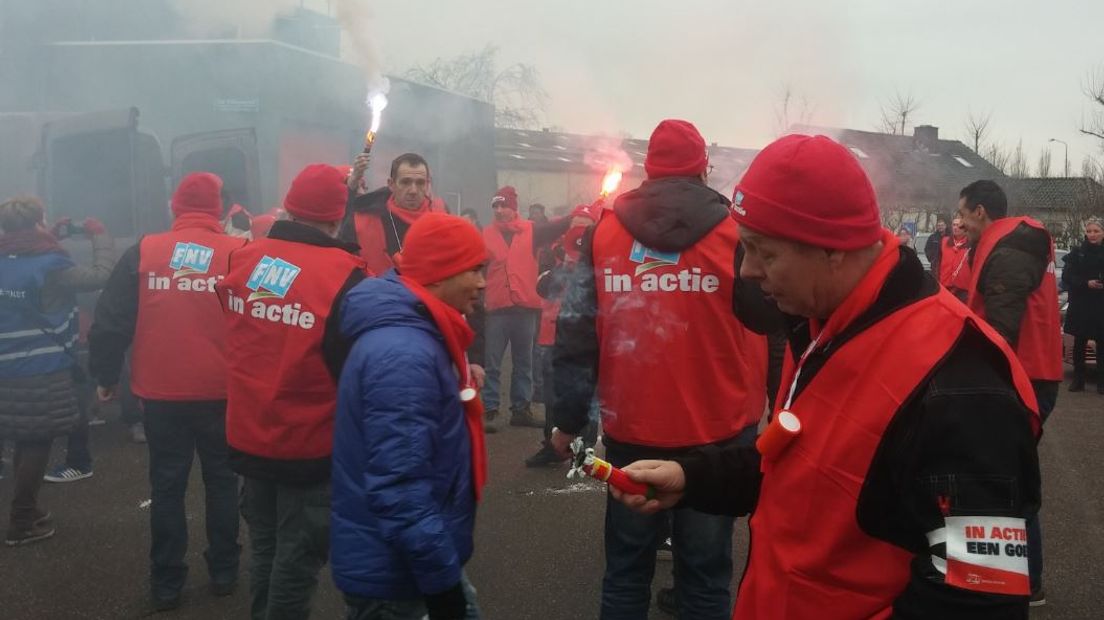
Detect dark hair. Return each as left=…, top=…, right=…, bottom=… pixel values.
left=936, top=214, right=950, bottom=226
left=960, top=180, right=1008, bottom=219
left=390, top=153, right=430, bottom=180
left=528, top=203, right=546, bottom=213
left=460, top=208, right=480, bottom=225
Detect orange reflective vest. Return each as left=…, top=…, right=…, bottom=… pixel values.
left=484, top=221, right=542, bottom=311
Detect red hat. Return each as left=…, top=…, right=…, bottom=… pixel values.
left=283, top=164, right=347, bottom=223
left=491, top=186, right=519, bottom=211
left=733, top=134, right=882, bottom=251
left=397, top=213, right=487, bottom=285
left=172, top=172, right=223, bottom=219
left=645, top=119, right=709, bottom=179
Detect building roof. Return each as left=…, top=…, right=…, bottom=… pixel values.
left=792, top=124, right=1007, bottom=212
left=495, top=127, right=759, bottom=194
left=1007, top=177, right=1104, bottom=213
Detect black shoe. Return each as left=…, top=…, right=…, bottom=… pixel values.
left=655, top=587, right=677, bottom=615
left=210, top=580, right=237, bottom=597
left=1069, top=377, right=1085, bottom=392
left=1029, top=588, right=1046, bottom=607
left=509, top=408, right=544, bottom=428
left=152, top=593, right=181, bottom=612
left=524, top=444, right=567, bottom=468
left=484, top=410, right=499, bottom=434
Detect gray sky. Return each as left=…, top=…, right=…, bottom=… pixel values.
left=366, top=0, right=1104, bottom=171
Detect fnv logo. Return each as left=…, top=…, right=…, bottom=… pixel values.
left=629, top=241, right=680, bottom=276
left=732, top=191, right=746, bottom=216
left=245, top=256, right=302, bottom=302
left=169, top=242, right=214, bottom=277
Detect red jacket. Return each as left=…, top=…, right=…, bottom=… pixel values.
left=938, top=235, right=971, bottom=292
left=131, top=225, right=246, bottom=400
left=484, top=220, right=542, bottom=311
left=739, top=287, right=1038, bottom=619
left=592, top=214, right=767, bottom=447
left=967, top=217, right=1063, bottom=381
left=353, top=200, right=445, bottom=275
left=218, top=236, right=365, bottom=460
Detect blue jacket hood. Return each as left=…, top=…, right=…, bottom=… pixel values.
left=341, top=270, right=438, bottom=342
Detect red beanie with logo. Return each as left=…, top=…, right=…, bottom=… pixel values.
left=492, top=186, right=519, bottom=211
left=172, top=172, right=223, bottom=219
left=733, top=134, right=882, bottom=251
left=398, top=213, right=488, bottom=285
left=283, top=164, right=348, bottom=223
left=645, top=119, right=710, bottom=179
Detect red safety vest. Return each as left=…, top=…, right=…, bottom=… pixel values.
left=738, top=288, right=1039, bottom=620
left=966, top=217, right=1063, bottom=381
left=484, top=220, right=542, bottom=311
left=131, top=227, right=246, bottom=400
left=591, top=214, right=767, bottom=447
left=353, top=202, right=445, bottom=276
left=938, top=236, right=971, bottom=290
left=218, top=237, right=365, bottom=460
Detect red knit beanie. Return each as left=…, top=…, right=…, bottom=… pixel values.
left=645, top=119, right=709, bottom=179
left=733, top=134, right=882, bottom=251
left=398, top=213, right=488, bottom=285
left=172, top=172, right=223, bottom=219
left=492, top=186, right=519, bottom=211
left=283, top=164, right=348, bottom=223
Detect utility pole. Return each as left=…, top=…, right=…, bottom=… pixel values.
left=1049, top=138, right=1069, bottom=177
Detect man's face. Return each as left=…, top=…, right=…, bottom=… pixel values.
left=740, top=229, right=836, bottom=318
left=951, top=217, right=966, bottom=240
left=387, top=163, right=429, bottom=210
left=528, top=206, right=546, bottom=221
left=956, top=197, right=987, bottom=244
left=493, top=202, right=517, bottom=223
left=936, top=220, right=947, bottom=234
left=433, top=266, right=486, bottom=315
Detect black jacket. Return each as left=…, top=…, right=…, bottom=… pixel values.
left=228, top=220, right=366, bottom=485
left=972, top=222, right=1050, bottom=348
left=924, top=230, right=945, bottom=274
left=551, top=177, right=776, bottom=456
left=677, top=248, right=1039, bottom=619
left=339, top=187, right=406, bottom=255
left=1061, top=239, right=1104, bottom=338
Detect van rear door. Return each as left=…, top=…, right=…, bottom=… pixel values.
left=170, top=128, right=262, bottom=214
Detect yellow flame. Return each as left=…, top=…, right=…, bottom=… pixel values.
left=368, top=92, right=389, bottom=133
left=601, top=168, right=623, bottom=196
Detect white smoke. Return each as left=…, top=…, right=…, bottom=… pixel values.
left=168, top=0, right=300, bottom=39
left=332, top=0, right=388, bottom=95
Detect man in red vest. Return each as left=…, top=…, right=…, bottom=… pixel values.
left=482, top=186, right=573, bottom=431
left=88, top=172, right=245, bottom=611
left=958, top=179, right=1061, bottom=607
left=610, top=135, right=1042, bottom=619
left=217, top=164, right=367, bottom=620
left=550, top=119, right=769, bottom=620
left=339, top=152, right=446, bottom=276
left=938, top=216, right=972, bottom=301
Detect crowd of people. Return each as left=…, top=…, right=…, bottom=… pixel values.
left=0, top=115, right=1086, bottom=619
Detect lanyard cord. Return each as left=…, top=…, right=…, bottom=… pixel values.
left=782, top=336, right=824, bottom=411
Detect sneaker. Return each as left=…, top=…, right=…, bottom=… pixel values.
left=1029, top=588, right=1046, bottom=607
left=44, top=465, right=93, bottom=483
left=484, top=410, right=499, bottom=434
left=152, top=593, right=181, bottom=612
left=4, top=523, right=56, bottom=547
left=509, top=409, right=544, bottom=428
left=524, top=444, right=568, bottom=468
left=33, top=510, right=52, bottom=528
left=655, top=587, right=677, bottom=615
left=210, top=580, right=237, bottom=597
left=130, top=422, right=147, bottom=444
left=656, top=537, right=673, bottom=561
left=87, top=415, right=107, bottom=427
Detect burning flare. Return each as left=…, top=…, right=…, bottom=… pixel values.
left=364, top=92, right=389, bottom=151
left=600, top=168, right=623, bottom=197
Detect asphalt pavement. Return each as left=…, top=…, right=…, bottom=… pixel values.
left=1, top=380, right=1100, bottom=619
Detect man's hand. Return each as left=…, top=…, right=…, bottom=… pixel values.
left=550, top=428, right=576, bottom=459
left=609, top=460, right=686, bottom=515
left=1090, top=279, right=1103, bottom=290
left=348, top=153, right=370, bottom=192
left=49, top=217, right=73, bottom=240
left=81, top=217, right=107, bottom=237
left=97, top=385, right=118, bottom=402
left=469, top=364, right=486, bottom=390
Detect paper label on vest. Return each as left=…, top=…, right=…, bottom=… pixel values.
left=943, top=515, right=1030, bottom=595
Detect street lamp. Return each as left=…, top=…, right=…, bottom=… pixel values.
left=1049, top=138, right=1069, bottom=177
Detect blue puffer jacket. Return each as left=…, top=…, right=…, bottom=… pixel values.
left=331, top=271, right=475, bottom=600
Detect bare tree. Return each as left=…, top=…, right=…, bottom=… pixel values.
left=985, top=141, right=1011, bottom=174
left=1080, top=65, right=1104, bottom=145
left=1008, top=139, right=1030, bottom=179
left=404, top=45, right=549, bottom=129
left=773, top=83, right=815, bottom=136
left=1037, top=146, right=1052, bottom=178
left=963, top=109, right=992, bottom=153
left=1083, top=155, right=1104, bottom=183
left=1057, top=178, right=1104, bottom=246
left=878, top=90, right=920, bottom=135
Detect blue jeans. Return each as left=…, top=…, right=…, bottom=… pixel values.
left=600, top=439, right=740, bottom=620
left=1027, top=380, right=1058, bottom=592
left=483, top=310, right=538, bottom=413
left=343, top=573, right=481, bottom=620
